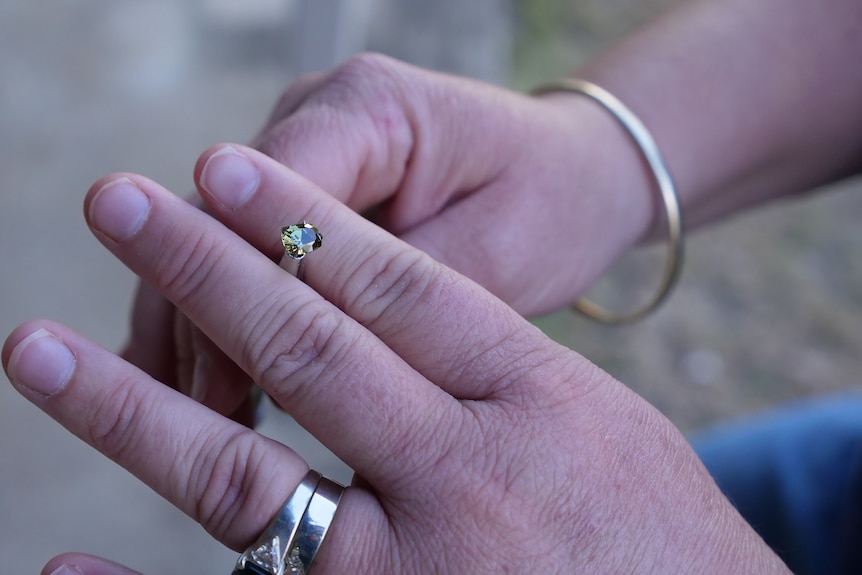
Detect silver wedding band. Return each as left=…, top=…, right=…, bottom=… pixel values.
left=232, top=470, right=344, bottom=575
left=285, top=477, right=344, bottom=574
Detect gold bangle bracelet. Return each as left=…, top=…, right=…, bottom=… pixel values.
left=532, top=78, right=684, bottom=324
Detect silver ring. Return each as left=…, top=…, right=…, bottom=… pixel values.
left=285, top=476, right=344, bottom=574
left=233, top=470, right=321, bottom=575
left=279, top=222, right=323, bottom=282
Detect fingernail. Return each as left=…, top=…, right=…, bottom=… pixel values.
left=8, top=328, right=76, bottom=397
left=89, top=177, right=151, bottom=242
left=200, top=146, right=260, bottom=209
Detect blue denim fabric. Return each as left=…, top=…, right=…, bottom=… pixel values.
left=692, top=393, right=862, bottom=575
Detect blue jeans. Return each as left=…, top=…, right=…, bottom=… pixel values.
left=692, top=393, right=862, bottom=575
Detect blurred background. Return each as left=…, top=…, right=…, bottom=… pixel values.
left=1, top=1, right=859, bottom=573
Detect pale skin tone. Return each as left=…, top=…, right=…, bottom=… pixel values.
left=4, top=147, right=786, bottom=575
left=4, top=0, right=862, bottom=573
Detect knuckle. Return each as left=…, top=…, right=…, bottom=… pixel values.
left=85, top=378, right=152, bottom=461
left=186, top=427, right=263, bottom=541
left=329, top=52, right=401, bottom=88
left=328, top=53, right=412, bottom=134
left=283, top=52, right=405, bottom=118
left=270, top=70, right=326, bottom=119
left=257, top=51, right=413, bottom=183
left=155, top=227, right=223, bottom=310
left=244, top=296, right=357, bottom=405
left=342, top=249, right=446, bottom=337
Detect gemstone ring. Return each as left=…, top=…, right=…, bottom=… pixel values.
left=280, top=222, right=323, bottom=282
left=232, top=470, right=344, bottom=575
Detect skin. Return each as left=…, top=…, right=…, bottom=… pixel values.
left=4, top=0, right=861, bottom=572
left=4, top=146, right=788, bottom=574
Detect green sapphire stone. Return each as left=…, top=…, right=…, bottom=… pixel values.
left=281, top=222, right=322, bottom=260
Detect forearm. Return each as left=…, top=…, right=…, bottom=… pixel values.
left=573, top=0, right=862, bottom=229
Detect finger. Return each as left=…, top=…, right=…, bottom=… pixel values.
left=173, top=310, right=194, bottom=393
left=126, top=281, right=255, bottom=424
left=250, top=70, right=330, bottom=144
left=195, top=144, right=565, bottom=401
left=2, top=320, right=305, bottom=549
left=191, top=330, right=258, bottom=425
left=4, top=322, right=390, bottom=573
left=251, top=54, right=416, bottom=211
left=178, top=194, right=259, bottom=423
left=120, top=191, right=213, bottom=383
left=83, top=174, right=459, bottom=485
left=120, top=280, right=177, bottom=385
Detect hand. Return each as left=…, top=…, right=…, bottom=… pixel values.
left=248, top=54, right=655, bottom=311
left=4, top=146, right=786, bottom=574
left=125, top=54, right=658, bottom=417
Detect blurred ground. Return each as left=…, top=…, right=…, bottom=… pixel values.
left=1, top=1, right=859, bottom=574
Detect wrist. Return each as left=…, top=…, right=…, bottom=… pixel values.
left=528, top=81, right=685, bottom=323
left=536, top=89, right=662, bottom=251
left=528, top=85, right=678, bottom=319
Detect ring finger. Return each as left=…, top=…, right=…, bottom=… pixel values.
left=2, top=320, right=390, bottom=573
left=194, top=144, right=563, bottom=402
left=2, top=319, right=308, bottom=550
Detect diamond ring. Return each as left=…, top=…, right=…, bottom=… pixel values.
left=232, top=470, right=344, bottom=575
left=280, top=222, right=323, bottom=282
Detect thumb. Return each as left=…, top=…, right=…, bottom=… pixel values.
left=250, top=54, right=415, bottom=213
left=247, top=53, right=527, bottom=236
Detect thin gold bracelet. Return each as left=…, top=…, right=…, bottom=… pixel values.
left=532, top=78, right=684, bottom=325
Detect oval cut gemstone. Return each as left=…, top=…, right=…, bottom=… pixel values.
left=282, top=222, right=322, bottom=260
